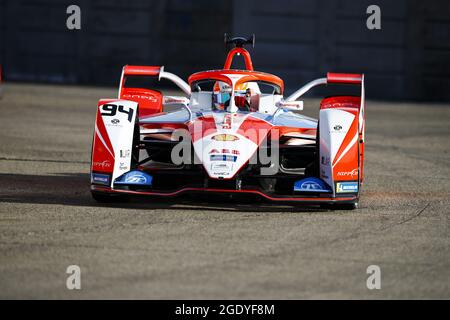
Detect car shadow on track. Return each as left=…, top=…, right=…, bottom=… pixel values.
left=0, top=172, right=328, bottom=213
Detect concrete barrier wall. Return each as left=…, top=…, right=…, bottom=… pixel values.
left=0, top=0, right=449, bottom=101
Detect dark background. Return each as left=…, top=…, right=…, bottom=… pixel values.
left=1, top=0, right=449, bottom=101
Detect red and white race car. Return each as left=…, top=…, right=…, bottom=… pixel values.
left=90, top=35, right=365, bottom=209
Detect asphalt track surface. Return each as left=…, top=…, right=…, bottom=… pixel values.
left=0, top=83, right=449, bottom=299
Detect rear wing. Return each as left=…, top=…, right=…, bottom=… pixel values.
left=118, top=65, right=191, bottom=98
left=286, top=72, right=365, bottom=141
left=286, top=73, right=364, bottom=101
left=326, top=73, right=362, bottom=85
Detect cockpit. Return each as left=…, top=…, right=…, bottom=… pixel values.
left=189, top=73, right=284, bottom=114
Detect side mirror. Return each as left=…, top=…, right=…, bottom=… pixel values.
left=276, top=100, right=304, bottom=111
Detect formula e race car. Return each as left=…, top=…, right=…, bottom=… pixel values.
left=90, top=35, right=365, bottom=209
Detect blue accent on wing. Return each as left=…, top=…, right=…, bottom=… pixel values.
left=294, top=177, right=332, bottom=193
left=114, top=170, right=153, bottom=186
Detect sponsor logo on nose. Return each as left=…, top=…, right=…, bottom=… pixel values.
left=211, top=134, right=239, bottom=141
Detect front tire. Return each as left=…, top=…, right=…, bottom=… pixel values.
left=337, top=202, right=358, bottom=210
left=320, top=201, right=358, bottom=210
left=91, top=191, right=129, bottom=203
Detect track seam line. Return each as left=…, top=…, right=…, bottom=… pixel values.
left=379, top=202, right=431, bottom=231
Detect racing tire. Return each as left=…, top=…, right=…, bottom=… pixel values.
left=91, top=191, right=130, bottom=203
left=320, top=201, right=358, bottom=210
left=337, top=202, right=358, bottom=210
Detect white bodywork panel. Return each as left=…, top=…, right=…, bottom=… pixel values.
left=192, top=113, right=259, bottom=179
left=99, top=100, right=138, bottom=186
left=319, top=108, right=355, bottom=193
left=190, top=92, right=213, bottom=111
left=194, top=132, right=257, bottom=179
left=259, top=94, right=283, bottom=114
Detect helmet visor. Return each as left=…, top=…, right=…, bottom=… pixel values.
left=213, top=92, right=231, bottom=105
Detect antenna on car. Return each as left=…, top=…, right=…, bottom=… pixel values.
left=224, top=33, right=255, bottom=49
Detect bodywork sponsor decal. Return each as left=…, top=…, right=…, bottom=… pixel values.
left=336, top=181, right=358, bottom=193
left=91, top=173, right=110, bottom=185
left=93, top=160, right=112, bottom=169
left=119, top=149, right=131, bottom=158
left=211, top=163, right=233, bottom=176
left=209, top=149, right=240, bottom=155
left=211, top=134, right=239, bottom=141
left=210, top=155, right=237, bottom=162
left=337, top=168, right=358, bottom=178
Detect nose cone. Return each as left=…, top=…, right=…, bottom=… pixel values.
left=189, top=113, right=273, bottom=179
left=193, top=133, right=257, bottom=179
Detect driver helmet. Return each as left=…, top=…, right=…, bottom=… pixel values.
left=235, top=82, right=260, bottom=111
left=213, top=81, right=232, bottom=110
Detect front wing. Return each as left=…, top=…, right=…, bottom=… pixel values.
left=91, top=184, right=358, bottom=205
